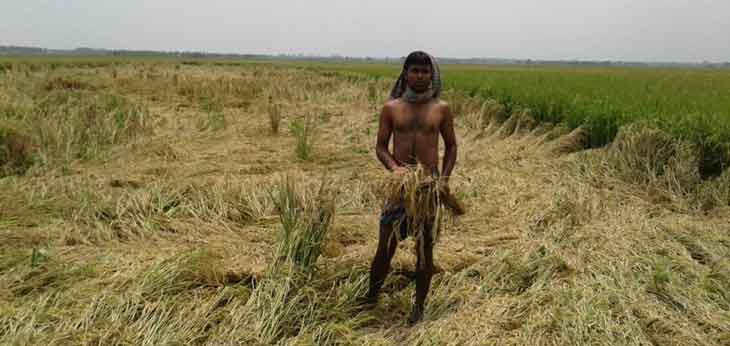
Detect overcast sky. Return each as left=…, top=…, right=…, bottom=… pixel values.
left=1, top=0, right=728, bottom=62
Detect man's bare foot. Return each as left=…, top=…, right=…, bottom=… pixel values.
left=407, top=304, right=424, bottom=325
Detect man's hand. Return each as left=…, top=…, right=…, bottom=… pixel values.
left=391, top=166, right=408, bottom=178
left=440, top=176, right=450, bottom=189
left=392, top=166, right=409, bottom=176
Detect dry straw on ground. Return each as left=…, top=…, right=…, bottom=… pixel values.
left=1, top=61, right=729, bottom=346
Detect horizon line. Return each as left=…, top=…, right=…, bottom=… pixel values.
left=1, top=43, right=729, bottom=66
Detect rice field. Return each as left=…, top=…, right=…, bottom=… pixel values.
left=318, top=63, right=730, bottom=175
left=1, top=59, right=730, bottom=346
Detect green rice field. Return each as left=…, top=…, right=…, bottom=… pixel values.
left=318, top=63, right=730, bottom=174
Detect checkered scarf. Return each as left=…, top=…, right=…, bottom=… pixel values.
left=388, top=52, right=441, bottom=103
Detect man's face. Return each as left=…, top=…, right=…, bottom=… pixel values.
left=406, top=64, right=432, bottom=92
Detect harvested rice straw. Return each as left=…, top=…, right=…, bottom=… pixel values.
left=381, top=164, right=466, bottom=265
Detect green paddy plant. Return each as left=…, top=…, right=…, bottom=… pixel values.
left=323, top=63, right=730, bottom=176
left=197, top=111, right=226, bottom=131
left=290, top=114, right=317, bottom=161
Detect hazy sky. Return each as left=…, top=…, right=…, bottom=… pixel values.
left=2, top=0, right=728, bottom=62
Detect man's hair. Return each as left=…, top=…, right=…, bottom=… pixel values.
left=404, top=51, right=432, bottom=70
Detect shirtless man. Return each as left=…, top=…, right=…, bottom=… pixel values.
left=358, top=51, right=458, bottom=324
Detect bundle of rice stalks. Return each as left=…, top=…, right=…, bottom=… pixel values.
left=463, top=99, right=508, bottom=132
left=481, top=99, right=508, bottom=127
left=271, top=176, right=338, bottom=270
left=267, top=96, right=281, bottom=134
left=137, top=249, right=226, bottom=298
left=367, top=81, right=380, bottom=108
left=43, top=76, right=93, bottom=91
left=607, top=124, right=700, bottom=187
left=0, top=125, right=35, bottom=176
left=553, top=126, right=590, bottom=154
left=496, top=113, right=520, bottom=138
left=381, top=165, right=465, bottom=245
left=514, top=110, right=538, bottom=135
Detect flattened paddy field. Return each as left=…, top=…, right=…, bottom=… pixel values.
left=1, top=60, right=729, bottom=346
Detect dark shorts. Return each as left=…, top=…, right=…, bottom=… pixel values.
left=380, top=205, right=433, bottom=240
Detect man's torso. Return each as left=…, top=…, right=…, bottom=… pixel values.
left=387, top=99, right=447, bottom=173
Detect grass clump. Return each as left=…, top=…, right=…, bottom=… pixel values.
left=464, top=99, right=508, bottom=131
left=582, top=124, right=730, bottom=209
left=290, top=115, right=317, bottom=160
left=138, top=249, right=226, bottom=297
left=0, top=125, right=35, bottom=176
left=4, top=91, right=152, bottom=166
left=267, top=96, right=282, bottom=134
left=271, top=176, right=337, bottom=270
left=240, top=270, right=310, bottom=344
left=208, top=267, right=369, bottom=346
left=605, top=124, right=701, bottom=195
left=197, top=111, right=226, bottom=131
left=43, top=76, right=93, bottom=91
left=703, top=262, right=730, bottom=311
left=84, top=180, right=270, bottom=242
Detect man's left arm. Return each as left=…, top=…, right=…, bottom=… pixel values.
left=439, top=103, right=458, bottom=183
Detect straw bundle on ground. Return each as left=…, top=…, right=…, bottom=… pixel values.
left=553, top=126, right=590, bottom=154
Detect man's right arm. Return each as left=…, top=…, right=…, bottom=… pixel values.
left=375, top=103, right=400, bottom=171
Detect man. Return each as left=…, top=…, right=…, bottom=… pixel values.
left=358, top=51, right=458, bottom=324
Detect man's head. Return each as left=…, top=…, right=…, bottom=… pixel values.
left=404, top=51, right=433, bottom=93
left=389, top=51, right=441, bottom=101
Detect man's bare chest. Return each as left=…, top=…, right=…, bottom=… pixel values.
left=392, top=104, right=442, bottom=133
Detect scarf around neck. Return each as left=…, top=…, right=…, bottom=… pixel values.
left=403, top=85, right=435, bottom=104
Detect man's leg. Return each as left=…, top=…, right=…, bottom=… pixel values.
left=410, top=225, right=434, bottom=324
left=363, top=222, right=399, bottom=304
